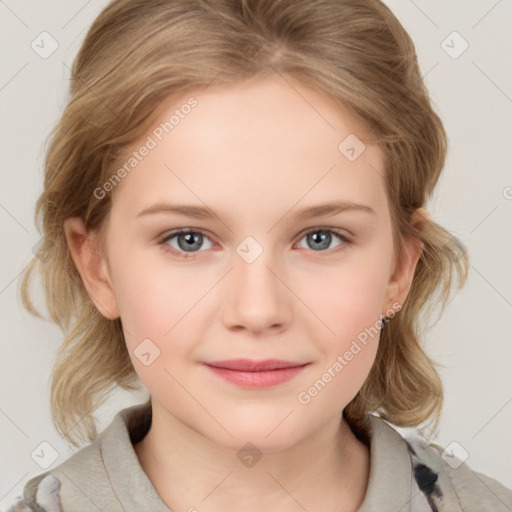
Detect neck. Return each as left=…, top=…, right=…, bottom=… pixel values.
left=134, top=402, right=370, bottom=512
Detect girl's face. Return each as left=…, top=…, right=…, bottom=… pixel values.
left=81, top=74, right=419, bottom=451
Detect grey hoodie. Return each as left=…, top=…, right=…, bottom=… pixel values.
left=5, top=402, right=512, bottom=511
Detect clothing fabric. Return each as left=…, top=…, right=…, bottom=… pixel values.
left=5, top=402, right=512, bottom=512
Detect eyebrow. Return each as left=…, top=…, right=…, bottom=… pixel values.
left=136, top=200, right=376, bottom=220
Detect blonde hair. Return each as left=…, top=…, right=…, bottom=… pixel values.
left=20, top=0, right=468, bottom=446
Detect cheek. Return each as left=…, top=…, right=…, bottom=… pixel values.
left=108, top=243, right=192, bottom=335
left=310, top=258, right=392, bottom=346
left=296, top=268, right=387, bottom=412
left=108, top=249, right=212, bottom=386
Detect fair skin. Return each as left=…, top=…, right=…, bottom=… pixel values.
left=65, top=73, right=424, bottom=512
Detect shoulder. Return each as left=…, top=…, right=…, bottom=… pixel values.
left=4, top=473, right=61, bottom=512
left=429, top=442, right=512, bottom=511
left=403, top=430, right=512, bottom=512
left=4, top=402, right=151, bottom=512
left=4, top=441, right=107, bottom=512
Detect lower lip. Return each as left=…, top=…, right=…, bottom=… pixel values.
left=203, top=364, right=310, bottom=389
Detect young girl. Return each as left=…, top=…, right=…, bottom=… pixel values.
left=6, top=0, right=511, bottom=511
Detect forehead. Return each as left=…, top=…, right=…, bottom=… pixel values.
left=111, top=74, right=387, bottom=221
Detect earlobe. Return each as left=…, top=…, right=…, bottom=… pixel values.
left=63, top=217, right=120, bottom=320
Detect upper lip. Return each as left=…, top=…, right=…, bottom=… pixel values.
left=203, top=359, right=309, bottom=371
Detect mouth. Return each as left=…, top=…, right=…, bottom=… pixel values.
left=202, top=359, right=311, bottom=388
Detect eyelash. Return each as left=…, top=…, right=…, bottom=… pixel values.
left=158, top=227, right=352, bottom=260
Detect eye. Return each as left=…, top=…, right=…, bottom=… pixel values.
left=159, top=229, right=214, bottom=259
left=295, top=227, right=351, bottom=253
left=158, top=227, right=352, bottom=259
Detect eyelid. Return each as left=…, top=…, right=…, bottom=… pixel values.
left=158, top=228, right=218, bottom=249
left=296, top=225, right=353, bottom=241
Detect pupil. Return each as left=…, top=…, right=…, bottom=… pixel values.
left=180, top=232, right=201, bottom=251
left=309, top=231, right=330, bottom=250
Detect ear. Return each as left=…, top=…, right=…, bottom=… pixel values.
left=382, top=208, right=428, bottom=314
left=63, top=217, right=120, bottom=319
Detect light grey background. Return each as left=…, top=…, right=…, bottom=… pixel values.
left=1, top=0, right=511, bottom=507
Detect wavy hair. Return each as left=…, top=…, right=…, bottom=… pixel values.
left=19, top=0, right=468, bottom=446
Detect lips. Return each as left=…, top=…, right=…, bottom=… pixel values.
left=204, top=359, right=307, bottom=371
left=202, top=359, right=311, bottom=388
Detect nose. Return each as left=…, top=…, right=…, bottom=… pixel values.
left=222, top=248, right=292, bottom=334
